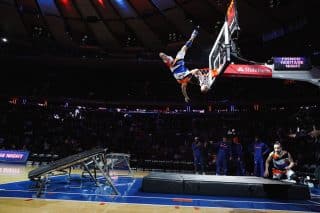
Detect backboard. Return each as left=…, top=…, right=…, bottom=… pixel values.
left=208, top=0, right=239, bottom=89
left=208, top=22, right=231, bottom=88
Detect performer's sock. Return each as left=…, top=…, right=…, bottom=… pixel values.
left=185, top=29, right=198, bottom=47
left=191, top=29, right=198, bottom=39
left=185, top=40, right=193, bottom=48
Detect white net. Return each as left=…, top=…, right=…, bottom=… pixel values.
left=198, top=70, right=210, bottom=87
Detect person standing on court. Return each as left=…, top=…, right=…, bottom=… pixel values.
left=253, top=136, right=270, bottom=177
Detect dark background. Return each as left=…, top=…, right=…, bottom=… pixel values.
left=1, top=0, right=319, bottom=104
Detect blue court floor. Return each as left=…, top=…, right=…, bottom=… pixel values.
left=0, top=174, right=320, bottom=212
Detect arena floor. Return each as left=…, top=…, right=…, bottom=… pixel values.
left=0, top=163, right=319, bottom=213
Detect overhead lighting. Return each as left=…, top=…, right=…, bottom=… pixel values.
left=61, top=0, right=69, bottom=5
left=1, top=37, right=8, bottom=43
left=98, top=0, right=105, bottom=7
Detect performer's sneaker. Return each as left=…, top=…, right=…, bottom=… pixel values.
left=191, top=29, right=198, bottom=39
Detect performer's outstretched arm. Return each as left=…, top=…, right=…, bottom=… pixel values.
left=181, top=83, right=190, bottom=103
left=285, top=152, right=295, bottom=170
left=264, top=152, right=273, bottom=177
left=190, top=68, right=210, bottom=93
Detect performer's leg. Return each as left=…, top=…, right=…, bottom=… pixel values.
left=193, top=157, right=198, bottom=173
left=255, top=158, right=262, bottom=177
left=254, top=159, right=258, bottom=176
left=200, top=156, right=205, bottom=174
left=194, top=155, right=201, bottom=174
left=235, top=160, right=239, bottom=176
left=240, top=160, right=245, bottom=176
left=189, top=69, right=201, bottom=85
left=222, top=157, right=228, bottom=175
left=236, top=159, right=244, bottom=176
left=175, top=29, right=199, bottom=60
left=216, top=154, right=221, bottom=175
left=259, top=159, right=265, bottom=177
left=189, top=69, right=200, bottom=76
left=286, top=169, right=295, bottom=180
left=184, top=29, right=198, bottom=48
left=273, top=173, right=282, bottom=180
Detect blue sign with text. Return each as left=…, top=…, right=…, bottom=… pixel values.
left=274, top=57, right=311, bottom=70
left=0, top=150, right=29, bottom=164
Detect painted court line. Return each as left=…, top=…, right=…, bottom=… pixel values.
left=0, top=180, right=32, bottom=185
left=123, top=195, right=320, bottom=206
left=172, top=198, right=193, bottom=202
left=308, top=200, right=320, bottom=205
left=0, top=189, right=116, bottom=197
left=0, top=188, right=319, bottom=207
left=0, top=196, right=311, bottom=212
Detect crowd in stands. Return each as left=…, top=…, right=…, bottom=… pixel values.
left=0, top=100, right=319, bottom=180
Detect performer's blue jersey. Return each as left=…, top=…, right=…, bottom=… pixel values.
left=253, top=141, right=269, bottom=177
left=216, top=141, right=232, bottom=175
left=171, top=59, right=190, bottom=80
left=254, top=142, right=269, bottom=160
left=217, top=141, right=232, bottom=157
left=232, top=143, right=243, bottom=158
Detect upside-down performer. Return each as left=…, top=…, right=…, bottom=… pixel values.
left=159, top=29, right=210, bottom=103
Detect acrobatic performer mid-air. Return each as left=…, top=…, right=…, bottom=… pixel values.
left=159, top=29, right=210, bottom=103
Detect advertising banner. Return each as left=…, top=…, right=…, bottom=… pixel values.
left=0, top=150, right=30, bottom=164
left=273, top=57, right=311, bottom=70
left=224, top=64, right=273, bottom=78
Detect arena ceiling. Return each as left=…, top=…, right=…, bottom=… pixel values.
left=0, top=0, right=318, bottom=63
left=0, top=0, right=319, bottom=103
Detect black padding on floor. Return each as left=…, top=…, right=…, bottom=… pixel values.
left=141, top=172, right=184, bottom=194
left=142, top=172, right=310, bottom=200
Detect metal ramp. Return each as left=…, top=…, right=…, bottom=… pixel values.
left=28, top=148, right=120, bottom=197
